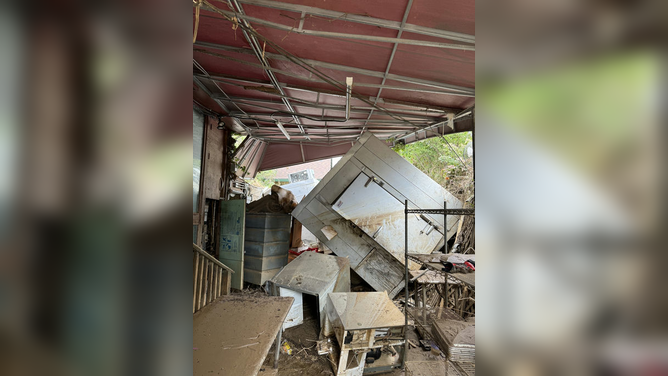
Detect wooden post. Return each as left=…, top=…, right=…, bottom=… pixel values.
left=193, top=252, right=200, bottom=313
left=202, top=260, right=210, bottom=307
left=196, top=257, right=202, bottom=311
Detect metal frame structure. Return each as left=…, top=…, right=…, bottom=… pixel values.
left=193, top=0, right=474, bottom=173
left=224, top=0, right=308, bottom=138
left=234, top=0, right=474, bottom=43
left=194, top=40, right=474, bottom=96
left=402, top=201, right=475, bottom=369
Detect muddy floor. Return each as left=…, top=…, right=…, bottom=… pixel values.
left=258, top=309, right=439, bottom=376
left=260, top=300, right=335, bottom=376
left=244, top=283, right=447, bottom=376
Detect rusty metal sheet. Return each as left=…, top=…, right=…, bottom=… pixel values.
left=193, top=294, right=293, bottom=376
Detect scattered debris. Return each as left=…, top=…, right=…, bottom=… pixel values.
left=320, top=225, right=337, bottom=240
left=292, top=133, right=463, bottom=298
left=317, top=338, right=333, bottom=356
left=281, top=340, right=294, bottom=355
left=324, top=292, right=406, bottom=375
left=247, top=185, right=298, bottom=214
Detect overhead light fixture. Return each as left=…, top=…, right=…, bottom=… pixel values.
left=276, top=120, right=290, bottom=140
left=345, top=77, right=353, bottom=120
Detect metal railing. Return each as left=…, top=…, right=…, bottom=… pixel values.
left=193, top=244, right=234, bottom=313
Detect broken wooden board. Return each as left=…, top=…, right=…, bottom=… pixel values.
left=193, top=294, right=293, bottom=376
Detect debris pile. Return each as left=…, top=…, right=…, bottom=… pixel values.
left=247, top=185, right=298, bottom=214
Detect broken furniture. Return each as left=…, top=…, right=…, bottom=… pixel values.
left=324, top=292, right=406, bottom=375
left=292, top=132, right=463, bottom=298
left=410, top=269, right=447, bottom=312
left=408, top=253, right=475, bottom=319
left=406, top=307, right=463, bottom=348
left=267, top=252, right=350, bottom=331
left=193, top=243, right=234, bottom=313
left=244, top=212, right=291, bottom=285
left=193, top=294, right=294, bottom=376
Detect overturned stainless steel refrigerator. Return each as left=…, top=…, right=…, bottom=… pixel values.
left=291, top=132, right=462, bottom=298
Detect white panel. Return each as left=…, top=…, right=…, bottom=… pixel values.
left=332, top=172, right=444, bottom=258
left=280, top=288, right=303, bottom=329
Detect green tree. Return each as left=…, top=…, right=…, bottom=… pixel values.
left=393, top=132, right=473, bottom=199
left=247, top=169, right=277, bottom=188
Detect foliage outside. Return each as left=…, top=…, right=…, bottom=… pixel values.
left=247, top=169, right=277, bottom=188
left=393, top=132, right=474, bottom=202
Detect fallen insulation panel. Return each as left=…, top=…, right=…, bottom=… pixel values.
left=292, top=132, right=462, bottom=298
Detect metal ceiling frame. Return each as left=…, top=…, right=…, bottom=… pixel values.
left=194, top=41, right=474, bottom=95
left=195, top=0, right=474, bottom=164
left=200, top=5, right=474, bottom=51
left=225, top=0, right=308, bottom=139
left=194, top=70, right=470, bottom=98
left=232, top=0, right=474, bottom=44
left=193, top=59, right=258, bottom=132
left=362, top=0, right=415, bottom=136
left=212, top=94, right=449, bottom=120
left=194, top=72, right=460, bottom=114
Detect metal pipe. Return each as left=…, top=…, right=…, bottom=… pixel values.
left=217, top=97, right=448, bottom=119
left=361, top=0, right=414, bottom=135
left=193, top=75, right=256, bottom=133
left=200, top=5, right=474, bottom=51
left=194, top=65, right=473, bottom=98
left=235, top=0, right=475, bottom=44
left=194, top=41, right=475, bottom=95
left=230, top=112, right=435, bottom=123
left=226, top=0, right=308, bottom=138
left=274, top=328, right=282, bottom=369
left=444, top=201, right=448, bottom=254
left=403, top=199, right=408, bottom=370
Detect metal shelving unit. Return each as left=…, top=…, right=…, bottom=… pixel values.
left=402, top=201, right=475, bottom=370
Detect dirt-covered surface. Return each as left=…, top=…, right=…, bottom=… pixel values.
left=240, top=283, right=447, bottom=376
left=261, top=304, right=335, bottom=376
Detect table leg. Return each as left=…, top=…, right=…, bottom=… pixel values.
left=274, top=328, right=282, bottom=369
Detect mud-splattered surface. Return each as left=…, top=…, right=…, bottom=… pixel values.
left=193, top=294, right=293, bottom=376
left=261, top=304, right=335, bottom=376
left=259, top=306, right=446, bottom=376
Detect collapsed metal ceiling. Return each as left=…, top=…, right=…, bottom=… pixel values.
left=193, top=0, right=474, bottom=176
